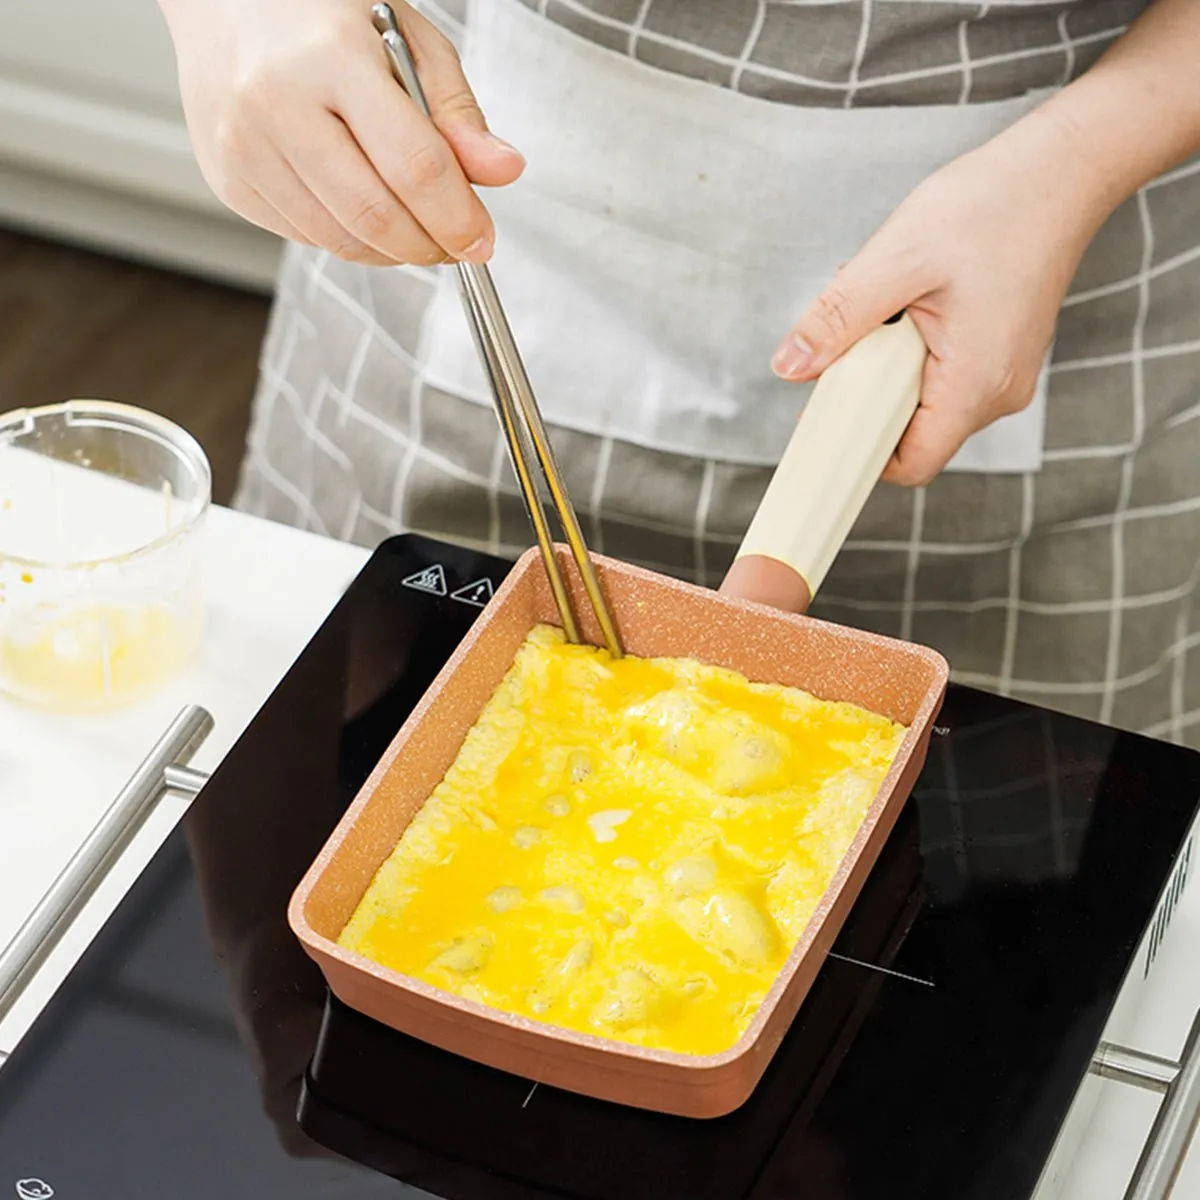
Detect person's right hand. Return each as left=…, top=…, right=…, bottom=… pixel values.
left=158, top=0, right=525, bottom=266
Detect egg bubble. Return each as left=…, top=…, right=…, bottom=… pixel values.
left=540, top=885, right=586, bottom=914
left=485, top=885, right=523, bottom=913
left=543, top=793, right=573, bottom=817
left=513, top=826, right=544, bottom=849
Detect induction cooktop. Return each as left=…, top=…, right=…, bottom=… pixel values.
left=0, top=534, right=1197, bottom=1200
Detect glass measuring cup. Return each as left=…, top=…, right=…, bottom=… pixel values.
left=0, top=401, right=211, bottom=711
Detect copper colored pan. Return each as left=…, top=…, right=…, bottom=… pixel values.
left=289, top=313, right=940, bottom=1118
left=291, top=5, right=945, bottom=1119
left=288, top=549, right=948, bottom=1119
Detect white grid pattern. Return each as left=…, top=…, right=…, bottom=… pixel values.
left=843, top=1, right=874, bottom=110
left=1055, top=8, right=1076, bottom=86
left=626, top=0, right=654, bottom=59
left=956, top=12, right=975, bottom=104
left=693, top=458, right=717, bottom=588
left=731, top=1, right=769, bottom=94
left=1100, top=188, right=1153, bottom=726
left=240, top=174, right=1200, bottom=730
left=998, top=471, right=1036, bottom=697
left=236, top=0, right=1200, bottom=747
left=1168, top=557, right=1200, bottom=744
left=900, top=485, right=926, bottom=643
left=486, top=430, right=507, bottom=554
left=501, top=0, right=1138, bottom=105
left=588, top=435, right=614, bottom=556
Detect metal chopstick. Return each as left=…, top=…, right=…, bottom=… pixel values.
left=456, top=268, right=581, bottom=645
left=372, top=3, right=623, bottom=658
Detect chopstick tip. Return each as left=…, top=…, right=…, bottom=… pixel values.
left=371, top=3, right=400, bottom=35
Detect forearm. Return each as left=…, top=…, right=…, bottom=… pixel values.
left=1012, top=0, right=1200, bottom=236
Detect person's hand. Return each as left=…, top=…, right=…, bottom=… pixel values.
left=158, top=0, right=525, bottom=266
left=770, top=108, right=1109, bottom=487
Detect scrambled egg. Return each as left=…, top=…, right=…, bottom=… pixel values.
left=339, top=625, right=906, bottom=1056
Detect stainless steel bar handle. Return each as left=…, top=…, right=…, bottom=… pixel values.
left=371, top=2, right=624, bottom=660
left=1093, top=1042, right=1180, bottom=1095
left=163, top=763, right=211, bottom=798
left=1125, top=1008, right=1200, bottom=1199
left=1090, top=1006, right=1200, bottom=1199
left=0, top=705, right=213, bottom=1026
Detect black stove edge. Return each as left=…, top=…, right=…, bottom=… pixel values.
left=1, top=533, right=1198, bottom=1200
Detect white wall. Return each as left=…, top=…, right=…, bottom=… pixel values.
left=0, top=0, right=281, bottom=291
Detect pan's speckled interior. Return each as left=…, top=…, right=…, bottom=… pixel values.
left=288, top=547, right=948, bottom=1118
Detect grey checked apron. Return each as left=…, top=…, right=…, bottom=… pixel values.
left=236, top=0, right=1200, bottom=754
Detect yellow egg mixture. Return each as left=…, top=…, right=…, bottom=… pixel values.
left=0, top=601, right=200, bottom=710
left=339, top=625, right=906, bottom=1056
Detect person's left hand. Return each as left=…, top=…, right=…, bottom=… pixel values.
left=770, top=108, right=1108, bottom=487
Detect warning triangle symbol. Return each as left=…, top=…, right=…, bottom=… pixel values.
left=450, top=577, right=495, bottom=608
left=402, top=563, right=447, bottom=596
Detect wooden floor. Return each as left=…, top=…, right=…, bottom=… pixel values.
left=0, top=227, right=270, bottom=505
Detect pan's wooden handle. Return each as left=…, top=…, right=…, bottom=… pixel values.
left=721, top=314, right=928, bottom=612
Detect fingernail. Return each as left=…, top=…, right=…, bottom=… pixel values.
left=772, top=334, right=813, bottom=379
left=485, top=132, right=524, bottom=163
left=460, top=232, right=494, bottom=263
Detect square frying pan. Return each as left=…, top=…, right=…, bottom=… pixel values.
left=288, top=316, right=946, bottom=1118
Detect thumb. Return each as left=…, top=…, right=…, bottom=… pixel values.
left=398, top=6, right=525, bottom=187
left=772, top=248, right=922, bottom=382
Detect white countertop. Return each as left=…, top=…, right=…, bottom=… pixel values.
left=0, top=504, right=367, bottom=1051
left=0, top=504, right=1196, bottom=1197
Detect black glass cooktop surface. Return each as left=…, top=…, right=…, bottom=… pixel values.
left=1, top=535, right=1197, bottom=1200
